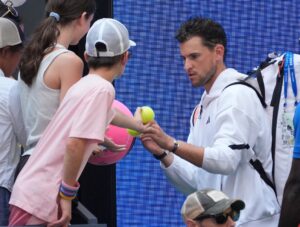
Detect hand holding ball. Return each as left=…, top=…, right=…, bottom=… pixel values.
left=128, top=106, right=155, bottom=136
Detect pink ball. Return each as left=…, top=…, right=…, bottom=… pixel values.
left=88, top=100, right=135, bottom=165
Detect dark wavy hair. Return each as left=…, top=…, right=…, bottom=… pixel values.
left=175, top=17, right=227, bottom=57
left=20, top=0, right=96, bottom=86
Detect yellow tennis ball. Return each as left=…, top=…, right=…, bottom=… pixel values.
left=141, top=106, right=155, bottom=124
left=127, top=128, right=140, bottom=137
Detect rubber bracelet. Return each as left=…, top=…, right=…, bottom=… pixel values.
left=61, top=181, right=80, bottom=191
left=171, top=140, right=179, bottom=153
left=153, top=150, right=169, bottom=160
left=60, top=181, right=80, bottom=199
left=59, top=192, right=76, bottom=201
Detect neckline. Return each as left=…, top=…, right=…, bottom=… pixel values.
left=55, top=43, right=67, bottom=49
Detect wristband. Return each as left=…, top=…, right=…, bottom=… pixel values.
left=59, top=192, right=76, bottom=201
left=59, top=181, right=80, bottom=201
left=171, top=140, right=179, bottom=153
left=153, top=150, right=169, bottom=160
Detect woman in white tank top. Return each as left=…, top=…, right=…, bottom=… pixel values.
left=15, top=0, right=96, bottom=176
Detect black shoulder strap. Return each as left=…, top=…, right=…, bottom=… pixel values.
left=229, top=144, right=276, bottom=193
left=270, top=60, right=284, bottom=188
left=224, top=80, right=267, bottom=108
left=249, top=159, right=277, bottom=192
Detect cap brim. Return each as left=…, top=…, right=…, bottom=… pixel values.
left=203, top=199, right=245, bottom=216
left=230, top=199, right=245, bottom=211
left=129, top=40, right=136, bottom=47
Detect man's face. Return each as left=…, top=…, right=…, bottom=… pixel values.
left=1, top=48, right=22, bottom=76
left=179, top=36, right=218, bottom=90
left=186, top=216, right=235, bottom=227
left=196, top=216, right=235, bottom=227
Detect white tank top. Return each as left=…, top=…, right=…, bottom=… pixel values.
left=20, top=46, right=69, bottom=155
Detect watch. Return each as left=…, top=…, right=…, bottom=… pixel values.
left=153, top=150, right=169, bottom=160
left=171, top=140, right=179, bottom=153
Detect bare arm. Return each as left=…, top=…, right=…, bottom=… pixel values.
left=111, top=107, right=148, bottom=133
left=279, top=158, right=300, bottom=227
left=43, top=52, right=83, bottom=102
left=58, top=53, right=83, bottom=101
left=48, top=137, right=87, bottom=227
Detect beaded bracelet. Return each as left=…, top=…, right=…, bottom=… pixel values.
left=59, top=181, right=80, bottom=201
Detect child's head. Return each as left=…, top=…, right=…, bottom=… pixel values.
left=20, top=0, right=96, bottom=86
left=0, top=17, right=24, bottom=76
left=84, top=18, right=136, bottom=73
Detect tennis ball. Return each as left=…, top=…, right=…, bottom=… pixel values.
left=127, top=128, right=140, bottom=137
left=141, top=106, right=155, bottom=124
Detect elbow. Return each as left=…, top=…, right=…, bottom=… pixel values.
left=65, top=138, right=86, bottom=156
left=203, top=160, right=237, bottom=175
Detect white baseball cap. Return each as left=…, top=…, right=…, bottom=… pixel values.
left=85, top=18, right=136, bottom=57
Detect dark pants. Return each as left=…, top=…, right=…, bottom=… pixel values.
left=14, top=155, right=30, bottom=180
left=0, top=187, right=10, bottom=225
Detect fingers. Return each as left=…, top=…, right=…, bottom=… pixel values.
left=47, top=216, right=70, bottom=227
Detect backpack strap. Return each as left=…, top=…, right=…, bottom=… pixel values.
left=225, top=81, right=276, bottom=193
left=224, top=80, right=267, bottom=108
left=229, top=144, right=276, bottom=193
left=249, top=159, right=277, bottom=192
left=270, top=60, right=285, bottom=191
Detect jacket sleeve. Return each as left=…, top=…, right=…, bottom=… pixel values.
left=161, top=154, right=222, bottom=195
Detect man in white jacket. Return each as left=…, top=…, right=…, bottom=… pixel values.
left=141, top=17, right=280, bottom=226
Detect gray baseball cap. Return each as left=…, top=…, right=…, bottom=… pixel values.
left=85, top=18, right=136, bottom=57
left=181, top=189, right=245, bottom=220
left=0, top=17, right=24, bottom=48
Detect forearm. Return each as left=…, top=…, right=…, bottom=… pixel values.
left=111, top=109, right=143, bottom=132
left=156, top=140, right=204, bottom=167
left=62, top=138, right=87, bottom=186
left=279, top=158, right=300, bottom=227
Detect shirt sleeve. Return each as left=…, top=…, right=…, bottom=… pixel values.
left=293, top=105, right=300, bottom=158
left=8, top=82, right=27, bottom=146
left=69, top=89, right=115, bottom=142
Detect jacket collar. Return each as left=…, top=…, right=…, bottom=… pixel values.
left=201, top=68, right=246, bottom=107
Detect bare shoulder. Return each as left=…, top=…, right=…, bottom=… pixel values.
left=57, top=51, right=83, bottom=68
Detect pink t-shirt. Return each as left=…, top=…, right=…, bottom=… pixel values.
left=9, top=74, right=115, bottom=222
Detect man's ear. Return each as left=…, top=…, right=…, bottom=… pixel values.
left=185, top=218, right=199, bottom=227
left=214, top=44, right=225, bottom=61
left=120, top=52, right=128, bottom=65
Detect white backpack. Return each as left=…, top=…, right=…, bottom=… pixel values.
left=226, top=52, right=299, bottom=205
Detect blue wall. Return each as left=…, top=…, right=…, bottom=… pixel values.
left=113, top=1, right=300, bottom=226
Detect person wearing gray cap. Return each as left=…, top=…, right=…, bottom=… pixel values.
left=9, top=18, right=150, bottom=226
left=0, top=17, right=26, bottom=226
left=181, top=189, right=245, bottom=227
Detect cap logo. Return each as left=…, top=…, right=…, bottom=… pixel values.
left=207, top=190, right=229, bottom=202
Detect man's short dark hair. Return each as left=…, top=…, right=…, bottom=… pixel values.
left=175, top=17, right=227, bottom=53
